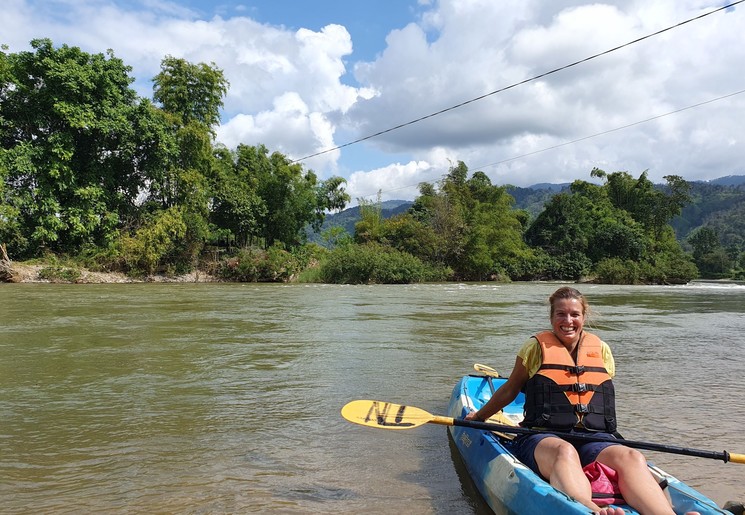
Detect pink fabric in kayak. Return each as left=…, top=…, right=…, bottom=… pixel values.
left=583, top=461, right=624, bottom=505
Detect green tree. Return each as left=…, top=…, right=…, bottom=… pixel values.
left=152, top=56, right=229, bottom=133
left=149, top=57, right=230, bottom=267
left=354, top=195, right=384, bottom=244
left=316, top=176, right=350, bottom=225
left=592, top=168, right=691, bottom=244
left=209, top=146, right=266, bottom=247
left=410, top=175, right=467, bottom=268
left=466, top=172, right=534, bottom=279
left=118, top=206, right=187, bottom=275
left=687, top=226, right=731, bottom=278
left=695, top=248, right=732, bottom=278
left=408, top=162, right=531, bottom=280
left=150, top=57, right=229, bottom=206
left=688, top=226, right=720, bottom=260
left=524, top=192, right=598, bottom=279
left=527, top=169, right=695, bottom=283
left=380, top=214, right=440, bottom=263
left=0, top=39, right=167, bottom=257
left=233, top=144, right=349, bottom=248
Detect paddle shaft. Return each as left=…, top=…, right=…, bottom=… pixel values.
left=342, top=400, right=745, bottom=464
left=430, top=415, right=745, bottom=464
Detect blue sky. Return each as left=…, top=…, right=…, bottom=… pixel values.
left=161, top=0, right=423, bottom=63
left=3, top=1, right=745, bottom=203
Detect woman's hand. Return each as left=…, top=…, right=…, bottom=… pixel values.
left=463, top=356, right=528, bottom=423
left=464, top=410, right=481, bottom=421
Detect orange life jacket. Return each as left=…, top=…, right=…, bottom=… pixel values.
left=522, top=331, right=616, bottom=432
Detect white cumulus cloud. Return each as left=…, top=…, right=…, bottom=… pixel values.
left=2, top=0, right=744, bottom=202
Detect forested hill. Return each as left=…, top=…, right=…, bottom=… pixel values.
left=318, top=176, right=745, bottom=249
left=671, top=176, right=745, bottom=248
left=310, top=200, right=414, bottom=242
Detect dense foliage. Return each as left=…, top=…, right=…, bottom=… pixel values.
left=3, top=39, right=740, bottom=283
left=327, top=164, right=697, bottom=284
left=523, top=169, right=697, bottom=283
left=672, top=181, right=745, bottom=279
left=0, top=40, right=350, bottom=276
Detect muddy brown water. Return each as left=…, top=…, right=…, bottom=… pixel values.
left=2, top=282, right=743, bottom=513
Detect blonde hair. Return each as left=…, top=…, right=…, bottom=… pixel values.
left=548, top=287, right=590, bottom=318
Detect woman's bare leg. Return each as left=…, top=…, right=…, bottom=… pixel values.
left=534, top=437, right=624, bottom=515
left=596, top=445, right=700, bottom=515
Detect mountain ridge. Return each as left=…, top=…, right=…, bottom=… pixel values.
left=311, top=175, right=745, bottom=246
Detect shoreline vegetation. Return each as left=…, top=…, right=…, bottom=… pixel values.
left=4, top=262, right=743, bottom=286
left=0, top=243, right=210, bottom=283
left=3, top=165, right=711, bottom=287
left=4, top=42, right=743, bottom=285
left=3, top=246, right=743, bottom=286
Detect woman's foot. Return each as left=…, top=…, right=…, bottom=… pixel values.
left=595, top=508, right=624, bottom=515
left=595, top=508, right=700, bottom=515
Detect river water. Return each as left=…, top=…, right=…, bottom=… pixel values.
left=1, top=282, right=743, bottom=514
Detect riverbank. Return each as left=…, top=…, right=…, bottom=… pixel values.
left=4, top=263, right=218, bottom=284
left=3, top=256, right=743, bottom=286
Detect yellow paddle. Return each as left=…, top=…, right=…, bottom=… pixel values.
left=470, top=363, right=517, bottom=438
left=341, top=400, right=745, bottom=464
left=473, top=363, right=500, bottom=377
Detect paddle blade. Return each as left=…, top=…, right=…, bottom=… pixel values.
left=473, top=363, right=500, bottom=377
left=341, top=400, right=434, bottom=430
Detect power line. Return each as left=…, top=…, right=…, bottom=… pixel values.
left=353, top=87, right=745, bottom=200
left=291, top=0, right=744, bottom=164
left=474, top=88, right=745, bottom=170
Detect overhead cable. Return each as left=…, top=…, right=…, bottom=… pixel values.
left=475, top=88, right=745, bottom=169
left=291, top=0, right=744, bottom=164
left=354, top=88, right=745, bottom=199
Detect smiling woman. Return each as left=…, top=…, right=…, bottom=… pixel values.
left=465, top=286, right=713, bottom=515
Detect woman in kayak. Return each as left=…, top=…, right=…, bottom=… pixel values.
left=465, top=287, right=699, bottom=515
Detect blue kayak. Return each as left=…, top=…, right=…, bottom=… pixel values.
left=447, top=373, right=732, bottom=515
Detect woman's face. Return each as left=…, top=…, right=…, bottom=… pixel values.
left=550, top=298, right=585, bottom=347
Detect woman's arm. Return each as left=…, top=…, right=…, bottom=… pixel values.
left=465, top=356, right=529, bottom=421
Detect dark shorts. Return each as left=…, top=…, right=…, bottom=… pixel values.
left=508, top=430, right=620, bottom=481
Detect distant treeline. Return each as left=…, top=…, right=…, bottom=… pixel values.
left=316, top=174, right=745, bottom=283
left=2, top=39, right=743, bottom=283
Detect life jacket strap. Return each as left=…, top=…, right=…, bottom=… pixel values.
left=559, top=382, right=600, bottom=393
left=539, top=364, right=608, bottom=375
left=548, top=403, right=607, bottom=415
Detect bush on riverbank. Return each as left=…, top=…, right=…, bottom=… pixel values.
left=215, top=244, right=316, bottom=282
left=318, top=243, right=452, bottom=284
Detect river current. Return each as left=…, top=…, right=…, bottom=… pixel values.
left=2, top=282, right=743, bottom=513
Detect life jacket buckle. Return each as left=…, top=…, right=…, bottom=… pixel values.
left=575, top=403, right=590, bottom=414
left=572, top=365, right=586, bottom=375
left=572, top=383, right=588, bottom=393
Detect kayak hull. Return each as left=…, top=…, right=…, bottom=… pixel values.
left=447, top=374, right=731, bottom=515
